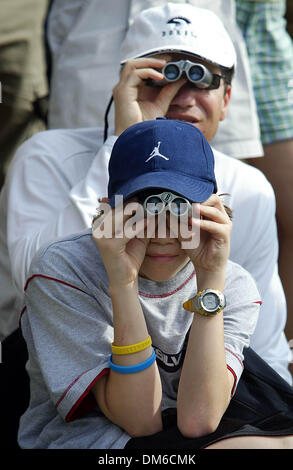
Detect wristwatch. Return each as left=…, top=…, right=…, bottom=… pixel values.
left=183, top=289, right=226, bottom=316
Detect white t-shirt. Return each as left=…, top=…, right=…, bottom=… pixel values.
left=0, top=126, right=291, bottom=383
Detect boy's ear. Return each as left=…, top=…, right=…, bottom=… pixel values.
left=219, top=85, right=232, bottom=122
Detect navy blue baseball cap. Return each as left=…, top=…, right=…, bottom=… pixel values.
left=108, top=118, right=217, bottom=206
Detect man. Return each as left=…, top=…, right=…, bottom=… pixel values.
left=47, top=0, right=263, bottom=160
left=0, top=5, right=291, bottom=445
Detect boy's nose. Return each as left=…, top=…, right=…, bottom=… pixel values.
left=150, top=215, right=179, bottom=241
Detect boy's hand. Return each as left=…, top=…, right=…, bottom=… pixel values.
left=179, top=195, right=232, bottom=289
left=92, top=199, right=153, bottom=289
left=113, top=57, right=186, bottom=135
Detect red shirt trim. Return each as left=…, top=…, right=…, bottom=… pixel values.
left=139, top=270, right=195, bottom=298
left=225, top=347, right=244, bottom=368
left=227, top=365, right=238, bottom=396
left=55, top=368, right=109, bottom=423
left=24, top=274, right=88, bottom=294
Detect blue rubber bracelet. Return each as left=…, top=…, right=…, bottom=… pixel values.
left=108, top=348, right=156, bottom=374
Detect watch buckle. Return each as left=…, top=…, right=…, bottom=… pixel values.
left=183, top=298, right=194, bottom=312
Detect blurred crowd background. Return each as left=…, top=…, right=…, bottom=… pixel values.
left=287, top=1, right=293, bottom=36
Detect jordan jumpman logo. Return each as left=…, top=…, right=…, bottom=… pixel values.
left=145, top=142, right=170, bottom=162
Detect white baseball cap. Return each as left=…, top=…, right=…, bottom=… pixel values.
left=120, top=2, right=237, bottom=69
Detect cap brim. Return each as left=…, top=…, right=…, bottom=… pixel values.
left=109, top=171, right=216, bottom=207
left=120, top=46, right=234, bottom=70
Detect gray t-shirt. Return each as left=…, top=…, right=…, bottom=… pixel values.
left=18, top=229, right=261, bottom=449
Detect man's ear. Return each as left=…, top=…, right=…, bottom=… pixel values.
left=219, top=85, right=232, bottom=121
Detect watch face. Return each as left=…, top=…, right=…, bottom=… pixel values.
left=202, top=292, right=219, bottom=312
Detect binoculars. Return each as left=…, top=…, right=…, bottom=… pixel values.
left=142, top=191, right=192, bottom=217
left=147, top=60, right=225, bottom=90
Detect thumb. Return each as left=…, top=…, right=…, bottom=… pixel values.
left=155, top=78, right=187, bottom=115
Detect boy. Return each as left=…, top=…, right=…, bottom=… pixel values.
left=18, top=120, right=293, bottom=449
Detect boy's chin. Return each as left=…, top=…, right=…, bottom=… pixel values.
left=139, top=270, right=176, bottom=282
left=139, top=260, right=189, bottom=282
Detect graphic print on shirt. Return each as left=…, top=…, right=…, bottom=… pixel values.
left=153, top=344, right=186, bottom=372
left=145, top=141, right=170, bottom=162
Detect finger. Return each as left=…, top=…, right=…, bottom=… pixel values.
left=124, top=216, right=148, bottom=241
left=120, top=200, right=155, bottom=241
left=120, top=58, right=166, bottom=85
left=198, top=204, right=231, bottom=224
left=122, top=200, right=141, bottom=221
left=93, top=198, right=135, bottom=239
left=92, top=202, right=143, bottom=242
left=176, top=219, right=202, bottom=248
left=124, top=207, right=159, bottom=241
left=191, top=217, right=231, bottom=238
left=201, top=194, right=225, bottom=212
left=180, top=231, right=201, bottom=251
left=123, top=57, right=167, bottom=69
left=92, top=205, right=114, bottom=239
left=137, top=68, right=165, bottom=84
left=109, top=200, right=138, bottom=239
left=155, top=78, right=187, bottom=112
left=199, top=195, right=231, bottom=223
left=121, top=68, right=165, bottom=87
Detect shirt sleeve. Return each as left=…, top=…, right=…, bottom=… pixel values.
left=5, top=132, right=116, bottom=294
left=223, top=262, right=262, bottom=395
left=21, top=247, right=114, bottom=423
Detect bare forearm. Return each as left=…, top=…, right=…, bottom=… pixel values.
left=177, top=270, right=232, bottom=437
left=94, top=284, right=162, bottom=436
left=177, top=313, right=231, bottom=436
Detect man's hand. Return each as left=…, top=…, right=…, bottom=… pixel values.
left=113, top=57, right=186, bottom=135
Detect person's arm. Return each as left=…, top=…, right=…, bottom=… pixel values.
left=5, top=130, right=115, bottom=293
left=92, top=284, right=163, bottom=437
left=177, top=196, right=235, bottom=437
left=21, top=238, right=153, bottom=440
left=177, top=273, right=234, bottom=437
left=91, top=202, right=163, bottom=437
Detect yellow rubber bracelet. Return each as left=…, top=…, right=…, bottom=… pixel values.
left=111, top=335, right=152, bottom=355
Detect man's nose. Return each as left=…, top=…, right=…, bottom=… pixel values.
left=170, top=83, right=198, bottom=107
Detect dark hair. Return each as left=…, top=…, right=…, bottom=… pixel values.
left=222, top=65, right=235, bottom=84
left=222, top=65, right=235, bottom=94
